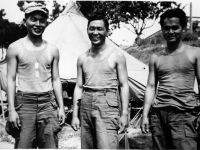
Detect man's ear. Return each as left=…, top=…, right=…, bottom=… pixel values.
left=23, top=18, right=27, bottom=26
left=107, top=30, right=112, bottom=37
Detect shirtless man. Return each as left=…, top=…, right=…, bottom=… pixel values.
left=141, top=8, right=200, bottom=150
left=6, top=2, right=65, bottom=148
left=71, top=15, right=129, bottom=149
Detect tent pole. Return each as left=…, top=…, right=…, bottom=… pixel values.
left=0, top=84, right=5, bottom=122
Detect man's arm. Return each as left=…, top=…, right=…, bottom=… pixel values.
left=141, top=54, right=158, bottom=134
left=196, top=50, right=200, bottom=106
left=51, top=48, right=65, bottom=125
left=7, top=44, right=20, bottom=128
left=115, top=51, right=129, bottom=133
left=71, top=55, right=84, bottom=131
left=195, top=48, right=200, bottom=130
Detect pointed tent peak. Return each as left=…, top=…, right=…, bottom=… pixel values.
left=61, top=1, right=84, bottom=17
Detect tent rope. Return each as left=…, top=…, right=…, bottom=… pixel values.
left=0, top=83, right=5, bottom=122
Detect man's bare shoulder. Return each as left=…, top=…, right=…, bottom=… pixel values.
left=112, top=49, right=124, bottom=56
left=187, top=45, right=200, bottom=54
left=111, top=49, right=125, bottom=61
left=185, top=45, right=200, bottom=62
left=149, top=53, right=160, bottom=65
left=7, top=38, right=24, bottom=56
left=77, top=50, right=88, bottom=64
left=46, top=41, right=59, bottom=53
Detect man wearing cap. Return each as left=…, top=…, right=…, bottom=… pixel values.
left=6, top=2, right=65, bottom=149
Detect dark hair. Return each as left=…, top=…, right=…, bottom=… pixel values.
left=87, top=15, right=109, bottom=31
left=25, top=10, right=48, bottom=19
left=160, top=8, right=187, bottom=29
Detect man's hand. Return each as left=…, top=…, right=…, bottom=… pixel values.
left=118, top=114, right=128, bottom=134
left=58, top=108, right=65, bottom=125
left=194, top=113, right=200, bottom=130
left=71, top=116, right=80, bottom=131
left=9, top=110, right=21, bottom=129
left=140, top=116, right=149, bottom=134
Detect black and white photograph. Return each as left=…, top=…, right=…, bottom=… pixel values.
left=0, top=0, right=200, bottom=149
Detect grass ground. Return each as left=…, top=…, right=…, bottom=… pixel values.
left=125, top=44, right=165, bottom=65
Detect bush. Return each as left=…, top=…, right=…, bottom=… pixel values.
left=137, top=32, right=164, bottom=46
left=182, top=32, right=198, bottom=42
left=184, top=40, right=200, bottom=47
left=150, top=33, right=164, bottom=45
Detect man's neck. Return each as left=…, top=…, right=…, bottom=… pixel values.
left=90, top=43, right=107, bottom=54
left=27, top=34, right=43, bottom=47
left=166, top=41, right=184, bottom=54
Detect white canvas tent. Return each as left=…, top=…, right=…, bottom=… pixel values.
left=0, top=51, right=8, bottom=122
left=43, top=2, right=149, bottom=106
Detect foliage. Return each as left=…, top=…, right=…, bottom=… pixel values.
left=0, top=1, right=51, bottom=49
left=1, top=0, right=65, bottom=49
left=135, top=30, right=199, bottom=47
left=17, top=1, right=46, bottom=8
left=182, top=32, right=198, bottom=42
left=0, top=9, right=27, bottom=49
left=17, top=1, right=65, bottom=22
left=126, top=30, right=200, bottom=66
left=0, top=9, right=6, bottom=20
left=49, top=1, right=66, bottom=21
left=137, top=31, right=165, bottom=46
left=127, top=45, right=165, bottom=65
left=76, top=1, right=181, bottom=40
left=17, top=0, right=46, bottom=14
left=192, top=20, right=200, bottom=37
left=184, top=40, right=200, bottom=47
left=193, top=20, right=199, bottom=31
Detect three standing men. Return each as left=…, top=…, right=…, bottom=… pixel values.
left=141, top=8, right=200, bottom=150
left=6, top=2, right=65, bottom=148
left=71, top=15, right=130, bottom=149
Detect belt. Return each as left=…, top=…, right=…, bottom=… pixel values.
left=83, top=88, right=117, bottom=93
left=17, top=90, right=54, bottom=97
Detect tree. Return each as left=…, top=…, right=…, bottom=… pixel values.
left=193, top=20, right=199, bottom=32
left=76, top=1, right=181, bottom=40
left=0, top=9, right=9, bottom=50
left=17, top=0, right=66, bottom=23
left=192, top=20, right=200, bottom=36
left=0, top=9, right=6, bottom=19
left=49, top=1, right=66, bottom=21
left=0, top=8, right=27, bottom=50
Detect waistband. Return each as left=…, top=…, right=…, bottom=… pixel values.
left=151, top=105, right=200, bottom=113
left=17, top=90, right=54, bottom=97
left=83, top=88, right=117, bottom=93
left=15, top=90, right=55, bottom=105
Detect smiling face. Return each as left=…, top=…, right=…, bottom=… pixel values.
left=87, top=20, right=108, bottom=47
left=162, top=17, right=183, bottom=44
left=25, top=11, right=47, bottom=38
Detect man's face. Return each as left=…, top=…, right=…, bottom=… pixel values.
left=162, top=17, right=183, bottom=44
left=87, top=20, right=108, bottom=46
left=25, top=12, right=47, bottom=37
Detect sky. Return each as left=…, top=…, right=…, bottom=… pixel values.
left=0, top=0, right=200, bottom=46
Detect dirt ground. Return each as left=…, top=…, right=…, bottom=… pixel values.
left=0, top=121, right=81, bottom=149
left=0, top=120, right=152, bottom=149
